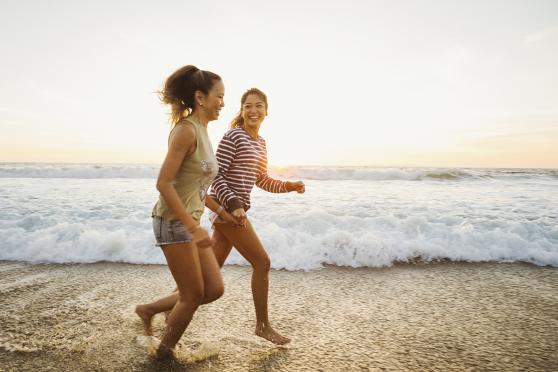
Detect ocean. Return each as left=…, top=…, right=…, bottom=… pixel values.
left=1, top=163, right=557, bottom=270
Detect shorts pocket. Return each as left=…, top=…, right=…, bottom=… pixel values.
left=170, top=220, right=189, bottom=240
left=152, top=217, right=162, bottom=241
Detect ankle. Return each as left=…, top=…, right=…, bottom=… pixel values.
left=137, top=304, right=152, bottom=314
left=156, top=343, right=174, bottom=359
left=256, top=321, right=271, bottom=330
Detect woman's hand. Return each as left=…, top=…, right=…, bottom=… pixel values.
left=190, top=226, right=212, bottom=248
left=221, top=210, right=245, bottom=227
left=287, top=181, right=305, bottom=194
left=231, top=208, right=247, bottom=226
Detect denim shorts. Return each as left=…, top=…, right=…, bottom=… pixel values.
left=152, top=216, right=193, bottom=247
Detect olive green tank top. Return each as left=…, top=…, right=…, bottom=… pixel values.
left=152, top=116, right=218, bottom=222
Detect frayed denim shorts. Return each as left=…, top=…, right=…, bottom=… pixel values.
left=152, top=216, right=193, bottom=247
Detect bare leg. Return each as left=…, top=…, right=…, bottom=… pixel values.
left=198, top=245, right=224, bottom=304
left=215, top=219, right=290, bottom=345
left=135, top=293, right=177, bottom=335
left=152, top=241, right=204, bottom=358
left=135, top=244, right=224, bottom=336
left=212, top=226, right=234, bottom=267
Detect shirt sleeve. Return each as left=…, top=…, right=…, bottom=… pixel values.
left=211, top=132, right=244, bottom=211
left=255, top=139, right=288, bottom=193
left=256, top=171, right=289, bottom=193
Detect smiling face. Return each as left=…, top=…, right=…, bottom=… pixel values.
left=197, top=79, right=225, bottom=121
left=241, top=93, right=267, bottom=129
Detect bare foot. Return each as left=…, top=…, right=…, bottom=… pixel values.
left=155, top=344, right=176, bottom=361
left=135, top=304, right=154, bottom=336
left=255, top=324, right=291, bottom=345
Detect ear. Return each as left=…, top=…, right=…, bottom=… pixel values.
left=194, top=90, right=205, bottom=106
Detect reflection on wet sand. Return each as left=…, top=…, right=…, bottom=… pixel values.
left=0, top=261, right=557, bottom=371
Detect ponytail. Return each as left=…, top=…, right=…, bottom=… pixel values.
left=159, top=65, right=221, bottom=124
left=230, top=111, right=244, bottom=129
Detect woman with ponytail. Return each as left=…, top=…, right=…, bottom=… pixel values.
left=210, top=88, right=305, bottom=345
left=134, top=65, right=237, bottom=359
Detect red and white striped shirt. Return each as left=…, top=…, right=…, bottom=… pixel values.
left=210, top=127, right=288, bottom=211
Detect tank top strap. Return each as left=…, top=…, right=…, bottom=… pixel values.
left=183, top=116, right=202, bottom=156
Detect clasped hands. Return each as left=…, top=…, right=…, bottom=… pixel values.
left=221, top=208, right=247, bottom=227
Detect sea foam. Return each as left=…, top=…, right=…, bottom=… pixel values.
left=1, top=165, right=556, bottom=270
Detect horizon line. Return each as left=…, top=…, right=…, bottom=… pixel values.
left=0, top=161, right=556, bottom=170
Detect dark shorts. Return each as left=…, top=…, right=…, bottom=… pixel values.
left=152, top=216, right=193, bottom=247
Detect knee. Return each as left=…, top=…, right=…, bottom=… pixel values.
left=178, top=285, right=204, bottom=307
left=214, top=283, right=224, bottom=300
left=205, top=283, right=224, bottom=303
left=252, top=255, right=271, bottom=273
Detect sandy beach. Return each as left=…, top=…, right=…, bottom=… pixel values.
left=0, top=261, right=556, bottom=371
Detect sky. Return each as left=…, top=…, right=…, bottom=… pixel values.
left=1, top=0, right=557, bottom=168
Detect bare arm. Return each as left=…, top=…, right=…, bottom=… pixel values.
left=156, top=123, right=199, bottom=232
left=204, top=196, right=221, bottom=214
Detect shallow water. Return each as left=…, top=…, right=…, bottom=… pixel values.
left=0, top=261, right=557, bottom=371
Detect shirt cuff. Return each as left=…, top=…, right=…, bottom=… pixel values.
left=226, top=197, right=244, bottom=212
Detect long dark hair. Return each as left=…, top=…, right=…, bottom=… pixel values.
left=159, top=65, right=221, bottom=124
left=230, top=88, right=268, bottom=129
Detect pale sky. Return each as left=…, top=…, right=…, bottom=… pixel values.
left=1, top=0, right=557, bottom=168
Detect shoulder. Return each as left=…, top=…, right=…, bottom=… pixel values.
left=169, top=121, right=196, bottom=147
left=225, top=127, right=246, bottom=137
left=257, top=136, right=267, bottom=148
left=223, top=127, right=248, bottom=142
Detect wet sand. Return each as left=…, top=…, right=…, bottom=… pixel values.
left=0, top=261, right=557, bottom=371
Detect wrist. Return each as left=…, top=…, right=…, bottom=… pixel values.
left=285, top=181, right=295, bottom=192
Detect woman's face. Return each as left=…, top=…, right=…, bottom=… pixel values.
left=200, top=80, right=225, bottom=121
left=241, top=94, right=267, bottom=129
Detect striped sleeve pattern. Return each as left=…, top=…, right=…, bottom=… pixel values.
left=210, top=128, right=288, bottom=211
left=255, top=139, right=287, bottom=193
left=211, top=129, right=241, bottom=211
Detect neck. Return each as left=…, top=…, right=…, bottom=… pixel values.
left=188, top=110, right=209, bottom=127
left=243, top=125, right=259, bottom=139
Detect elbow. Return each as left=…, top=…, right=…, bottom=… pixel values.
left=156, top=179, right=170, bottom=193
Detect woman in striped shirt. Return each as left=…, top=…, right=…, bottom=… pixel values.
left=210, top=88, right=305, bottom=345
